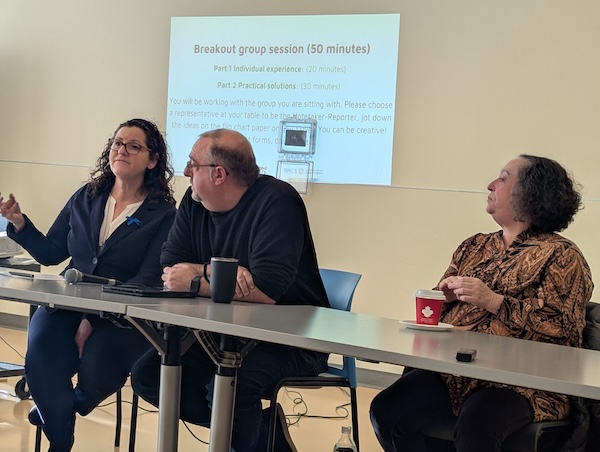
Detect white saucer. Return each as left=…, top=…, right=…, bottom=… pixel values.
left=399, top=320, right=454, bottom=332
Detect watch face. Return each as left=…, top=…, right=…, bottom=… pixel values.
left=190, top=276, right=201, bottom=294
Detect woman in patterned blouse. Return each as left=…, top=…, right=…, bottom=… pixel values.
left=370, top=155, right=593, bottom=452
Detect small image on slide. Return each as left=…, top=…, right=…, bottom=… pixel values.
left=276, top=118, right=317, bottom=193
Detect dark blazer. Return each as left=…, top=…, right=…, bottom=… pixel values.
left=8, top=185, right=176, bottom=287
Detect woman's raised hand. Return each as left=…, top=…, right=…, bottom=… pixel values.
left=0, top=192, right=26, bottom=231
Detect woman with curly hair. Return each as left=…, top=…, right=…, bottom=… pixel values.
left=0, top=118, right=177, bottom=451
left=370, top=155, right=593, bottom=452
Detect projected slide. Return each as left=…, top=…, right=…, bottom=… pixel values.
left=167, top=14, right=400, bottom=186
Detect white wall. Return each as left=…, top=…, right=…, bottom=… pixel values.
left=2, top=1, right=600, bottom=374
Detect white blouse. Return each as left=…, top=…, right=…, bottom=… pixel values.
left=98, top=196, right=144, bottom=248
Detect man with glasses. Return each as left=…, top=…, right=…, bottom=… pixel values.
left=131, top=128, right=330, bottom=452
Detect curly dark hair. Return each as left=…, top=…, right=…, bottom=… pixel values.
left=511, top=154, right=582, bottom=233
left=87, top=119, right=176, bottom=205
left=200, top=129, right=260, bottom=186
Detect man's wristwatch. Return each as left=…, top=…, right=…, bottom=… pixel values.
left=190, top=275, right=201, bottom=295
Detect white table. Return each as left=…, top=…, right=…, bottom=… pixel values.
left=126, top=300, right=600, bottom=452
left=0, top=273, right=199, bottom=452
left=0, top=273, right=197, bottom=449
left=0, top=270, right=172, bottom=314
left=3, top=277, right=599, bottom=452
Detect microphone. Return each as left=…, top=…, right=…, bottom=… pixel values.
left=64, top=268, right=122, bottom=286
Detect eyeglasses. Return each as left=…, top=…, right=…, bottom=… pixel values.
left=109, top=138, right=150, bottom=155
left=185, top=160, right=229, bottom=175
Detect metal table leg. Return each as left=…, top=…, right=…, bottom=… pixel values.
left=195, top=331, right=255, bottom=452
left=157, top=325, right=182, bottom=452
left=125, top=318, right=195, bottom=452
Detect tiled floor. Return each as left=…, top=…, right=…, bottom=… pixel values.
left=0, top=326, right=383, bottom=451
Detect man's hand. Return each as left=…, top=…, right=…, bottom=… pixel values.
left=235, top=265, right=256, bottom=298
left=162, top=263, right=202, bottom=291
left=165, top=262, right=276, bottom=303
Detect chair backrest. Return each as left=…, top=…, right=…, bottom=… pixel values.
left=584, top=302, right=600, bottom=351
left=318, top=269, right=362, bottom=387
left=581, top=302, right=600, bottom=451
left=319, top=268, right=361, bottom=313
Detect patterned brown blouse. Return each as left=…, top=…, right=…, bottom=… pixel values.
left=438, top=229, right=593, bottom=422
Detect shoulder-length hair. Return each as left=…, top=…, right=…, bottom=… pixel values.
left=87, top=118, right=176, bottom=205
left=512, top=154, right=582, bottom=233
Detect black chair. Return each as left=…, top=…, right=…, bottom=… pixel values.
left=421, top=416, right=572, bottom=452
left=266, top=268, right=362, bottom=451
left=422, top=301, right=600, bottom=452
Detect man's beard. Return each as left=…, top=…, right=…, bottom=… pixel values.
left=191, top=191, right=202, bottom=202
